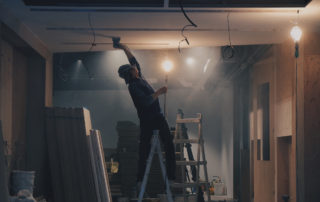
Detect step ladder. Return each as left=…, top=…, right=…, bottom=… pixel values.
left=138, top=130, right=174, bottom=202
left=173, top=112, right=211, bottom=202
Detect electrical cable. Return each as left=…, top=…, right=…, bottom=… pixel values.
left=227, top=12, right=232, bottom=47
left=87, top=13, right=96, bottom=52
left=178, top=0, right=197, bottom=53
left=58, top=54, right=69, bottom=82
left=84, top=13, right=95, bottom=79
left=222, top=12, right=235, bottom=59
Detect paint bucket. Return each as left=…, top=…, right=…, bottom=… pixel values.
left=10, top=170, right=35, bottom=195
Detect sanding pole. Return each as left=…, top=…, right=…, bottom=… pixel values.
left=164, top=74, right=168, bottom=119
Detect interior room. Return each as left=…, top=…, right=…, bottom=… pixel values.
left=0, top=0, right=319, bottom=202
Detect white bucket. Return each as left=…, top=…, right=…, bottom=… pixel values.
left=11, top=171, right=35, bottom=195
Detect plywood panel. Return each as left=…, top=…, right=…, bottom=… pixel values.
left=252, top=57, right=275, bottom=202
left=12, top=48, right=28, bottom=169
left=303, top=55, right=320, bottom=202
left=274, top=43, right=295, bottom=138
left=0, top=40, right=13, bottom=159
left=273, top=41, right=297, bottom=202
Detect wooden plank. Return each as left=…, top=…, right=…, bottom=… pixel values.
left=76, top=108, right=98, bottom=202
left=302, top=54, right=320, bottom=202
left=0, top=121, right=9, bottom=202
left=45, top=108, right=65, bottom=202
left=90, top=129, right=112, bottom=202
left=12, top=48, right=27, bottom=169
left=55, top=107, right=73, bottom=202
left=0, top=39, right=13, bottom=160
left=69, top=108, right=88, bottom=202
left=45, top=107, right=117, bottom=202
left=252, top=57, right=276, bottom=202
left=87, top=131, right=102, bottom=202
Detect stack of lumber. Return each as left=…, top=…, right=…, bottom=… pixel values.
left=116, top=121, right=139, bottom=197
left=45, top=107, right=112, bottom=202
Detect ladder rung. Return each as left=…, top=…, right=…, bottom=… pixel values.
left=171, top=182, right=209, bottom=188
left=176, top=160, right=206, bottom=165
left=176, top=118, right=201, bottom=124
left=174, top=139, right=199, bottom=144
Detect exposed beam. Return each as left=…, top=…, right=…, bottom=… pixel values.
left=46, top=27, right=286, bottom=32
left=30, top=8, right=299, bottom=13
left=0, top=4, right=51, bottom=59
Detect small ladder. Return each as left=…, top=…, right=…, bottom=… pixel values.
left=173, top=112, right=211, bottom=202
left=138, top=130, right=174, bottom=202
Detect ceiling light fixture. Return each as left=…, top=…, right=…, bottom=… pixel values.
left=291, top=10, right=302, bottom=58
left=290, top=25, right=302, bottom=43
left=223, top=12, right=235, bottom=59
left=186, top=57, right=195, bottom=66
left=162, top=60, right=173, bottom=73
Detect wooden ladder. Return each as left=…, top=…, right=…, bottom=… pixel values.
left=173, top=112, right=211, bottom=202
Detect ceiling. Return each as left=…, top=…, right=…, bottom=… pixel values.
left=1, top=0, right=320, bottom=52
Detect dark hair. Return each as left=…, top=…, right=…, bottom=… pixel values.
left=118, top=64, right=133, bottom=84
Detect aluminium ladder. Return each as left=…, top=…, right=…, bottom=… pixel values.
left=173, top=112, right=211, bottom=202
left=138, top=130, right=174, bottom=202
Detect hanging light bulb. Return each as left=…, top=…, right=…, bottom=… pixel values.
left=162, top=60, right=173, bottom=73
left=290, top=25, right=302, bottom=42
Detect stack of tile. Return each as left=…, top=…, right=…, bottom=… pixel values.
left=45, top=107, right=111, bottom=202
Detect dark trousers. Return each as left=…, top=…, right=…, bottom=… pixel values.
left=137, top=115, right=176, bottom=181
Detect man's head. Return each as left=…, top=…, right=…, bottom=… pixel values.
left=118, top=64, right=139, bottom=84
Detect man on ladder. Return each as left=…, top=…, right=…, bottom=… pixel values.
left=115, top=40, right=176, bottom=194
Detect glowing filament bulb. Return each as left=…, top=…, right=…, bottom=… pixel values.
left=290, top=26, right=302, bottom=42
left=162, top=60, right=173, bottom=73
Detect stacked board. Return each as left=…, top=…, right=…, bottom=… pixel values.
left=116, top=121, right=140, bottom=197
left=45, top=107, right=111, bottom=202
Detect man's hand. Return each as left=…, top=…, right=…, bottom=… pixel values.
left=157, top=86, right=168, bottom=95
left=114, top=42, right=125, bottom=50
left=152, top=86, right=168, bottom=100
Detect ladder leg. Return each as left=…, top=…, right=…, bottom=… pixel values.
left=196, top=122, right=201, bottom=195
left=156, top=140, right=174, bottom=202
left=138, top=135, right=157, bottom=202
left=201, top=139, right=211, bottom=202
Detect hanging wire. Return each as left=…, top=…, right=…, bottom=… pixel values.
left=87, top=13, right=96, bottom=52
left=222, top=12, right=235, bottom=59
left=83, top=13, right=95, bottom=79
left=227, top=12, right=232, bottom=47
left=178, top=0, right=197, bottom=53
left=58, top=54, right=69, bottom=82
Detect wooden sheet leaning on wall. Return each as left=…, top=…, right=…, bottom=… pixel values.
left=45, top=107, right=112, bottom=202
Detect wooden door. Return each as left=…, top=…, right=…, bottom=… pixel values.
left=251, top=58, right=275, bottom=202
